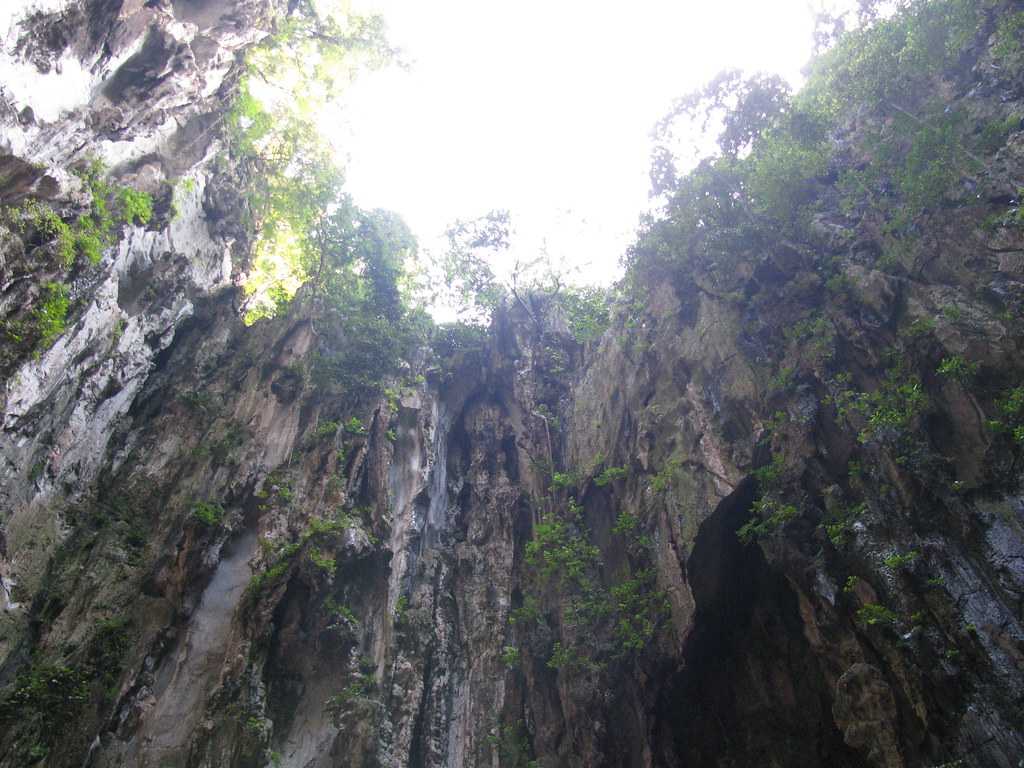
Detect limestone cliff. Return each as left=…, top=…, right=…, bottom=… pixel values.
left=1, top=1, right=1023, bottom=768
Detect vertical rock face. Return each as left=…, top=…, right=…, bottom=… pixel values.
left=1, top=2, right=1024, bottom=768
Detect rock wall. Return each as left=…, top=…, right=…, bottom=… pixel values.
left=1, top=1, right=1023, bottom=768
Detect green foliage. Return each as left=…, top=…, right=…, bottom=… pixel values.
left=525, top=515, right=601, bottom=587
left=0, top=618, right=129, bottom=756
left=343, top=417, right=366, bottom=435
left=976, top=114, right=1020, bottom=155
left=87, top=617, right=131, bottom=699
left=769, top=366, right=796, bottom=393
left=248, top=541, right=301, bottom=596
left=0, top=616, right=130, bottom=756
left=942, top=304, right=963, bottom=322
left=901, top=316, right=936, bottom=338
left=800, top=0, right=980, bottom=122
left=209, top=420, right=248, bottom=464
left=541, top=343, right=569, bottom=376
left=902, top=114, right=970, bottom=219
left=0, top=661, right=88, bottom=737
left=833, top=364, right=928, bottom=446
left=611, top=510, right=640, bottom=537
left=430, top=210, right=585, bottom=324
left=843, top=575, right=860, bottom=593
left=509, top=595, right=541, bottom=626
left=556, top=285, right=612, bottom=343
left=310, top=294, right=427, bottom=398
left=72, top=219, right=104, bottom=265
left=993, top=10, right=1024, bottom=59
left=609, top=569, right=668, bottom=652
left=302, top=207, right=432, bottom=398
left=753, top=453, right=786, bottom=488
left=650, top=456, right=681, bottom=494
left=989, top=386, right=1024, bottom=442
left=855, top=373, right=927, bottom=443
left=433, top=210, right=512, bottom=322
left=759, top=410, right=789, bottom=444
left=744, top=128, right=830, bottom=221
left=223, top=11, right=428, bottom=399
left=1000, top=386, right=1024, bottom=418
left=632, top=0, right=991, bottom=289
left=393, top=595, right=408, bottom=622
left=627, top=154, right=749, bottom=284
left=70, top=159, right=114, bottom=264
left=737, top=498, right=799, bottom=544
left=314, top=420, right=340, bottom=440
left=786, top=313, right=835, bottom=365
left=936, top=355, right=977, bottom=382
left=116, top=187, right=153, bottom=225
left=521, top=493, right=666, bottom=664
left=180, top=389, right=217, bottom=415
left=63, top=158, right=155, bottom=266
left=499, top=645, right=520, bottom=668
left=324, top=597, right=359, bottom=632
left=825, top=501, right=866, bottom=547
left=883, top=550, right=920, bottom=569
left=824, top=272, right=851, bottom=294
left=546, top=642, right=592, bottom=671
left=308, top=547, right=336, bottom=574
left=191, top=501, right=225, bottom=527
left=593, top=465, right=628, bottom=487
left=228, top=5, right=397, bottom=321
left=838, top=107, right=975, bottom=233
left=431, top=321, right=488, bottom=359
left=651, top=69, right=793, bottom=192
left=856, top=602, right=898, bottom=627
left=486, top=722, right=537, bottom=768
left=34, top=282, right=69, bottom=351
left=325, top=674, right=374, bottom=720
left=22, top=200, right=75, bottom=266
left=612, top=510, right=653, bottom=554
left=550, top=471, right=578, bottom=490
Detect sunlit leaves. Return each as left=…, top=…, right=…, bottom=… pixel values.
left=650, top=70, right=792, bottom=196
left=799, top=0, right=981, bottom=122
left=431, top=210, right=512, bottom=322
left=228, top=0, right=397, bottom=322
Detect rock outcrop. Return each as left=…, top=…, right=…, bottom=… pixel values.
left=1, top=1, right=1023, bottom=768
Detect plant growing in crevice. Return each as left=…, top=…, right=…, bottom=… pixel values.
left=855, top=603, right=898, bottom=627
left=33, top=281, right=69, bottom=351
left=343, top=416, right=367, bottom=435
left=737, top=497, right=800, bottom=544
left=594, top=465, right=628, bottom=487
left=313, top=420, right=340, bottom=440
left=883, top=550, right=920, bottom=570
left=500, top=645, right=520, bottom=668
left=824, top=501, right=866, bottom=547
left=323, top=597, right=359, bottom=634
left=191, top=501, right=225, bottom=528
left=936, top=355, right=977, bottom=383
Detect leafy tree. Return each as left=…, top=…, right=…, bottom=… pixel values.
left=228, top=1, right=398, bottom=322
left=432, top=210, right=513, bottom=322
left=650, top=70, right=792, bottom=196
left=632, top=0, right=1006, bottom=289
left=430, top=210, right=583, bottom=326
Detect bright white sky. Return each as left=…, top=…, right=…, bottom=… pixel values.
left=335, top=0, right=836, bottom=286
